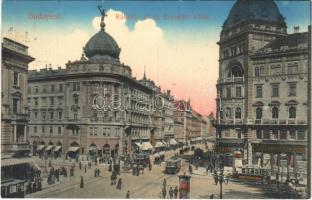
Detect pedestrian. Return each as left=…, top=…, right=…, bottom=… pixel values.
left=209, top=194, right=214, bottom=199
left=80, top=176, right=84, bottom=188
left=116, top=178, right=122, bottom=190
left=163, top=178, right=167, bottom=189
left=149, top=162, right=152, bottom=171
left=126, top=190, right=130, bottom=199
left=79, top=161, right=82, bottom=170
left=162, top=187, right=166, bottom=199
left=97, top=168, right=100, bottom=177
left=214, top=174, right=218, bottom=185
left=169, top=187, right=174, bottom=199
left=174, top=186, right=178, bottom=198
left=109, top=164, right=112, bottom=172
left=111, top=174, right=114, bottom=185
left=189, top=164, right=192, bottom=174
left=94, top=169, right=97, bottom=177
left=37, top=180, right=42, bottom=191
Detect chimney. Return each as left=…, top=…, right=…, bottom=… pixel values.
left=294, top=26, right=299, bottom=33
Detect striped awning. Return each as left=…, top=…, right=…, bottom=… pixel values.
left=169, top=139, right=178, bottom=145
left=134, top=143, right=142, bottom=148
left=155, top=141, right=165, bottom=148
left=37, top=145, right=45, bottom=151
left=141, top=142, right=153, bottom=150
left=53, top=146, right=62, bottom=152
left=67, top=146, right=79, bottom=152
left=45, top=145, right=54, bottom=151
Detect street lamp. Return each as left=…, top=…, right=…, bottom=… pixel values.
left=214, top=168, right=226, bottom=199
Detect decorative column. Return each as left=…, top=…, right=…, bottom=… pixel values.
left=13, top=124, right=17, bottom=144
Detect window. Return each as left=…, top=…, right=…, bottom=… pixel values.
left=34, top=126, right=37, bottom=134
left=59, top=84, right=63, bottom=92
left=49, top=126, right=53, bottom=134
left=256, top=85, right=263, bottom=98
left=224, top=130, right=230, bottom=137
left=289, top=106, right=296, bottom=118
left=74, top=113, right=78, bottom=120
left=287, top=63, right=298, bottom=74
left=272, top=84, right=279, bottom=97
left=34, top=111, right=38, bottom=119
left=218, top=89, right=223, bottom=98
left=51, top=85, right=55, bottom=92
left=13, top=98, right=18, bottom=114
left=58, top=112, right=62, bottom=119
left=13, top=72, right=18, bottom=85
left=58, top=127, right=62, bottom=134
left=235, top=107, right=241, bottom=119
left=263, top=131, right=270, bottom=139
left=50, top=111, right=54, bottom=119
left=74, top=95, right=79, bottom=104
left=94, top=127, right=98, bottom=136
left=226, top=87, right=231, bottom=98
left=42, top=126, right=45, bottom=133
left=256, top=107, right=262, bottom=119
left=50, top=97, right=54, bottom=106
left=271, top=65, right=282, bottom=75
left=280, top=130, right=287, bottom=139
left=28, top=87, right=31, bottom=94
left=289, top=130, right=296, bottom=139
left=236, top=87, right=241, bottom=97
left=35, top=87, right=39, bottom=93
left=272, top=130, right=279, bottom=140
left=236, top=130, right=242, bottom=139
left=42, top=112, right=46, bottom=120
left=225, top=107, right=231, bottom=118
left=255, top=66, right=265, bottom=77
left=297, top=130, right=305, bottom=140
left=272, top=107, right=279, bottom=119
left=288, top=83, right=297, bottom=96
left=256, top=130, right=262, bottom=139
left=34, top=98, right=38, bottom=106
left=73, top=82, right=80, bottom=91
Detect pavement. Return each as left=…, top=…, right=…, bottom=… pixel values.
left=25, top=146, right=307, bottom=199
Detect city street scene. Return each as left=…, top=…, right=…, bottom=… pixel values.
left=1, top=0, right=311, bottom=199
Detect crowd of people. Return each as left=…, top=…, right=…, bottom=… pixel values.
left=161, top=178, right=179, bottom=199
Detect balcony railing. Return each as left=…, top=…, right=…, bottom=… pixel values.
left=215, top=118, right=307, bottom=125
left=217, top=77, right=244, bottom=84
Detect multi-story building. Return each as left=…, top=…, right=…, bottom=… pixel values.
left=27, top=10, right=162, bottom=160
left=1, top=37, right=34, bottom=157
left=214, top=0, right=309, bottom=176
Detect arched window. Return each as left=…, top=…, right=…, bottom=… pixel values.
left=256, top=107, right=262, bottom=119
left=289, top=106, right=296, bottom=119
left=272, top=107, right=279, bottom=119
left=235, top=107, right=241, bottom=119
left=227, top=65, right=244, bottom=78
left=225, top=107, right=231, bottom=118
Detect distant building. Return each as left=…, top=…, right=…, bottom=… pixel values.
left=214, top=0, right=309, bottom=174
left=1, top=37, right=34, bottom=157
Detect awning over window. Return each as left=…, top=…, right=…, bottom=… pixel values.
left=169, top=139, right=178, bottom=145
left=1, top=157, right=34, bottom=167
left=134, top=142, right=142, bottom=148
left=68, top=146, right=79, bottom=152
left=45, top=145, right=54, bottom=151
left=141, top=142, right=153, bottom=150
left=37, top=145, right=45, bottom=151
left=89, top=145, right=97, bottom=151
left=53, top=146, right=62, bottom=152
left=155, top=141, right=165, bottom=148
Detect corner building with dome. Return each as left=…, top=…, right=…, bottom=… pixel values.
left=27, top=9, right=174, bottom=160
left=214, top=0, right=310, bottom=178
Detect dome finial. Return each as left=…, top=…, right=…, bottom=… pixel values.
left=98, top=5, right=107, bottom=30
left=143, top=65, right=147, bottom=80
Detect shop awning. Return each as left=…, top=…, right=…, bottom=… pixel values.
left=134, top=142, right=142, bottom=148
left=1, top=157, right=34, bottom=167
left=89, top=145, right=97, bottom=151
left=37, top=145, right=45, bottom=151
left=45, top=145, right=54, bottom=151
left=67, top=146, right=79, bottom=152
left=195, top=137, right=202, bottom=141
left=155, top=141, right=165, bottom=148
left=53, top=146, right=62, bottom=152
left=141, top=142, right=153, bottom=150
left=169, top=139, right=178, bottom=145
left=177, top=139, right=185, bottom=143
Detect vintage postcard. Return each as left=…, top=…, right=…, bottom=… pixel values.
left=1, top=0, right=311, bottom=199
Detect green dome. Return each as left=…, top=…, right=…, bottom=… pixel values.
left=84, top=29, right=121, bottom=59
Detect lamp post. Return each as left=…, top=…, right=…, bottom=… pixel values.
left=214, top=168, right=225, bottom=199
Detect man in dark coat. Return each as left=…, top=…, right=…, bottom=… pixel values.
left=80, top=176, right=84, bottom=188
left=173, top=186, right=178, bottom=198
left=126, top=191, right=130, bottom=198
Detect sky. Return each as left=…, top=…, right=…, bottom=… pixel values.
left=2, top=0, right=311, bottom=115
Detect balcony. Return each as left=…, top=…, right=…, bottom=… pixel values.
left=2, top=143, right=30, bottom=152
left=215, top=118, right=307, bottom=126
left=217, top=77, right=244, bottom=85
left=12, top=113, right=28, bottom=121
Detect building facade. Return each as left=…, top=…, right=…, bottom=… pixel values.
left=27, top=11, right=172, bottom=159
left=214, top=0, right=309, bottom=175
left=1, top=37, right=34, bottom=157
